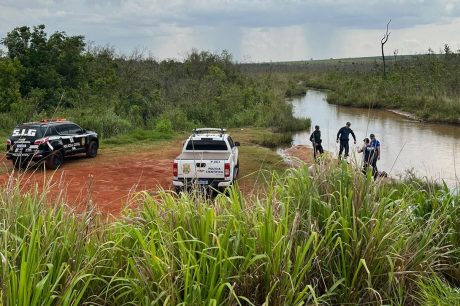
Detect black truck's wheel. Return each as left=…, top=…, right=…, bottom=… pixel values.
left=86, top=141, right=98, bottom=158
left=46, top=150, right=64, bottom=170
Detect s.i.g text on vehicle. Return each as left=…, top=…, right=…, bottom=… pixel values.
left=6, top=119, right=99, bottom=169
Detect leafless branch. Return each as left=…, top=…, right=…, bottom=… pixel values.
left=381, top=19, right=391, bottom=78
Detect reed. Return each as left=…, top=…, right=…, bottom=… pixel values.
left=1, top=162, right=459, bottom=304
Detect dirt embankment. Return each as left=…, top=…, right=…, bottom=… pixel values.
left=280, top=145, right=315, bottom=166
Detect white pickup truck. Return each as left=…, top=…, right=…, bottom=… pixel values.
left=172, top=128, right=240, bottom=192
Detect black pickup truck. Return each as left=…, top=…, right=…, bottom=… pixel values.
left=6, top=119, right=99, bottom=169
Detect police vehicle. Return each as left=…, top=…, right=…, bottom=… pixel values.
left=6, top=119, right=99, bottom=169
left=172, top=128, right=240, bottom=193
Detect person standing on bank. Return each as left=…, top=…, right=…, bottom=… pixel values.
left=368, top=133, right=381, bottom=178
left=336, top=122, right=356, bottom=159
left=309, top=125, right=324, bottom=161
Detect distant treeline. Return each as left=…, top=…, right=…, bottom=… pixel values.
left=239, top=55, right=411, bottom=74
left=0, top=25, right=309, bottom=138
left=241, top=49, right=460, bottom=124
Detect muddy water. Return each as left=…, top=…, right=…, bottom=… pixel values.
left=288, top=90, right=460, bottom=186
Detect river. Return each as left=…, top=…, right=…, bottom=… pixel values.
left=287, top=89, right=460, bottom=186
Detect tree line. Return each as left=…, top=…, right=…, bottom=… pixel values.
left=0, top=25, right=308, bottom=138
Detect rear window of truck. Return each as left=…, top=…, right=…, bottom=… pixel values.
left=186, top=139, right=228, bottom=151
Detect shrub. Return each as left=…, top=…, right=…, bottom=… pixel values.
left=154, top=116, right=172, bottom=134
left=74, top=111, right=132, bottom=138
left=158, top=109, right=196, bottom=132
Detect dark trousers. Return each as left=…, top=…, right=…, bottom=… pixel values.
left=362, top=161, right=370, bottom=175
left=371, top=158, right=378, bottom=178
left=339, top=140, right=350, bottom=158
left=313, top=143, right=324, bottom=160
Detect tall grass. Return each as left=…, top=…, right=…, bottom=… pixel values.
left=1, top=162, right=459, bottom=304
left=0, top=185, right=98, bottom=305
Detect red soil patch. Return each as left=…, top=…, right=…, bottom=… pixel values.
left=0, top=141, right=316, bottom=216
left=0, top=142, right=182, bottom=215
left=283, top=145, right=315, bottom=164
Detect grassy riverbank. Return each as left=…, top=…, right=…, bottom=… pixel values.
left=1, top=162, right=459, bottom=305
left=300, top=66, right=460, bottom=123
left=241, top=51, right=460, bottom=124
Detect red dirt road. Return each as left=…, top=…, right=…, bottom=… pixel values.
left=0, top=141, right=181, bottom=214
left=0, top=140, right=314, bottom=215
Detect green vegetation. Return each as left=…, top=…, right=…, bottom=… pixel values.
left=234, top=129, right=289, bottom=185
left=1, top=162, right=459, bottom=304
left=251, top=132, right=293, bottom=148
left=2, top=23, right=460, bottom=306
left=229, top=127, right=295, bottom=149
left=300, top=52, right=460, bottom=123
left=242, top=50, right=460, bottom=123
left=0, top=25, right=309, bottom=140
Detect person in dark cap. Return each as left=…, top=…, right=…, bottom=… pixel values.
left=309, top=125, right=324, bottom=161
left=336, top=121, right=356, bottom=159
left=368, top=133, right=381, bottom=178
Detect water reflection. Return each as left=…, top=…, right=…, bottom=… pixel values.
left=289, top=90, right=460, bottom=186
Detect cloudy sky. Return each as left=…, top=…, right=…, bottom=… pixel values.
left=1, top=0, right=459, bottom=62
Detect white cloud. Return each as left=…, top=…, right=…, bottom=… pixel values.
left=1, top=0, right=460, bottom=61
left=149, top=25, right=207, bottom=60
left=240, top=26, right=309, bottom=62
left=339, top=17, right=460, bottom=58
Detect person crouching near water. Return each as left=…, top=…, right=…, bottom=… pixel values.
left=309, top=125, right=324, bottom=161
left=358, top=138, right=371, bottom=174
left=368, top=133, right=381, bottom=179
left=336, top=121, right=356, bottom=159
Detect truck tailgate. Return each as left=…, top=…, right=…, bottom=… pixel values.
left=177, top=152, right=231, bottom=179
left=177, top=152, right=231, bottom=160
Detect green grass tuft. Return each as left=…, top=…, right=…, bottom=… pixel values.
left=1, top=162, right=459, bottom=304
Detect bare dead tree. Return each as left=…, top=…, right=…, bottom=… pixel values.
left=381, top=19, right=391, bottom=78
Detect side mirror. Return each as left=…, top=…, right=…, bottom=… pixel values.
left=81, top=129, right=87, bottom=134
left=235, top=142, right=240, bottom=147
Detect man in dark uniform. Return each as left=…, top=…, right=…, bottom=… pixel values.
left=336, top=122, right=356, bottom=159
left=309, top=125, right=324, bottom=161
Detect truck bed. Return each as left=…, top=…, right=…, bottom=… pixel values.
left=176, top=151, right=231, bottom=160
